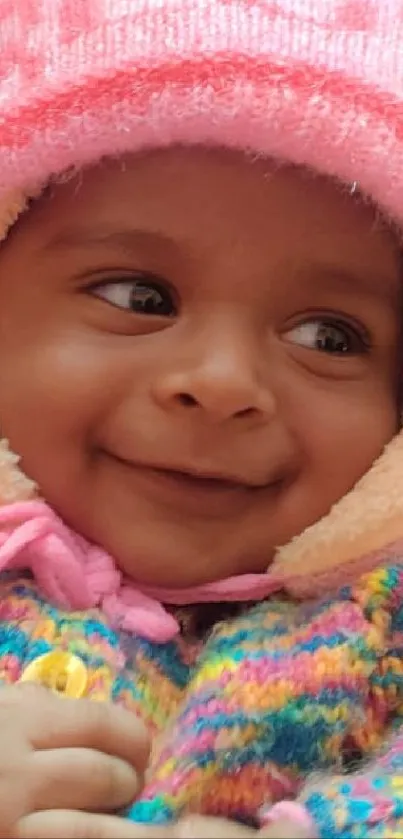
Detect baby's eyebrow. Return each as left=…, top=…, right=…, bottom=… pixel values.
left=41, top=225, right=182, bottom=259
left=299, top=262, right=400, bottom=306
left=40, top=225, right=399, bottom=306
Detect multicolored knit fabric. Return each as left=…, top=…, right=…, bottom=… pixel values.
left=301, top=736, right=403, bottom=839
left=0, top=573, right=193, bottom=735
left=128, top=563, right=403, bottom=833
left=3, top=563, right=403, bottom=837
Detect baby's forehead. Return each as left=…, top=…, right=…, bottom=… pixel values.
left=11, top=148, right=391, bottom=225
left=4, top=150, right=402, bottom=304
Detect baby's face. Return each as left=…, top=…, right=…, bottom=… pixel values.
left=0, top=148, right=400, bottom=586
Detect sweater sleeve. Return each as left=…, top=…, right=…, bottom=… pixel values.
left=284, top=726, right=403, bottom=838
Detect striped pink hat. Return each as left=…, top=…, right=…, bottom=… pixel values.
left=1, top=0, right=403, bottom=234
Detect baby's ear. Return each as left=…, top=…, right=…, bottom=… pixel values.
left=271, top=432, right=403, bottom=597
left=0, top=438, right=37, bottom=504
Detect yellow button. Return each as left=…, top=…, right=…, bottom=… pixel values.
left=20, top=651, right=88, bottom=698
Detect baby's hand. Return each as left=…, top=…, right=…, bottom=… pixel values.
left=20, top=813, right=312, bottom=839
left=15, top=813, right=315, bottom=839
left=147, top=815, right=314, bottom=839
left=0, top=682, right=149, bottom=838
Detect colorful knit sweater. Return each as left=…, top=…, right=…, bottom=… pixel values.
left=3, top=559, right=403, bottom=838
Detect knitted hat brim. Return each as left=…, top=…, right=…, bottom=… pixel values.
left=0, top=56, right=401, bottom=231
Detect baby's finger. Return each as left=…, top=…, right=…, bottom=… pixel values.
left=17, top=810, right=171, bottom=839
left=18, top=813, right=314, bottom=839
left=8, top=684, right=150, bottom=771
left=30, top=748, right=141, bottom=812
left=260, top=818, right=313, bottom=838
left=169, top=816, right=256, bottom=837
left=154, top=815, right=314, bottom=838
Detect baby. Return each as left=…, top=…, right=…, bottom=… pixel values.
left=1, top=1, right=403, bottom=838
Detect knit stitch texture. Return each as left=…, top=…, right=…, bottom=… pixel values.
left=2, top=562, right=403, bottom=837
left=1, top=0, right=403, bottom=230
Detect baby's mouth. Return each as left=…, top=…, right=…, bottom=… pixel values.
left=154, top=465, right=266, bottom=490
left=107, top=453, right=284, bottom=518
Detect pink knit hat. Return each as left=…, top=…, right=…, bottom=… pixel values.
left=1, top=0, right=403, bottom=234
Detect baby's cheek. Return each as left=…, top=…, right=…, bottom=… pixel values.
left=301, top=380, right=394, bottom=484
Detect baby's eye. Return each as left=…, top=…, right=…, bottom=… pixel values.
left=284, top=318, right=366, bottom=355
left=90, top=276, right=176, bottom=317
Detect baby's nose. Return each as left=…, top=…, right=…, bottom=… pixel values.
left=151, top=340, right=276, bottom=425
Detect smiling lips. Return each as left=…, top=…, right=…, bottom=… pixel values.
left=110, top=453, right=283, bottom=517
left=152, top=464, right=268, bottom=490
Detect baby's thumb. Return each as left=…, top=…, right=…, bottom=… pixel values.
left=16, top=810, right=154, bottom=839
left=259, top=818, right=314, bottom=839
left=157, top=814, right=314, bottom=838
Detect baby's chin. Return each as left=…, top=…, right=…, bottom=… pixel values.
left=48, top=475, right=277, bottom=587
left=118, top=542, right=272, bottom=588
left=80, top=516, right=273, bottom=588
